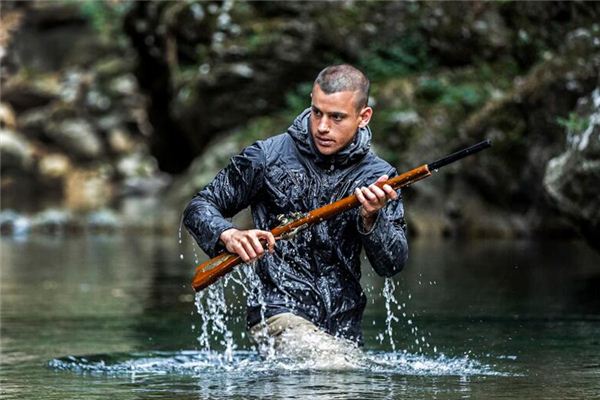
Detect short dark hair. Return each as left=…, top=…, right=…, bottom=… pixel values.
left=314, top=64, right=370, bottom=111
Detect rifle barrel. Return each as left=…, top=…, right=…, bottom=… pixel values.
left=427, top=139, right=491, bottom=171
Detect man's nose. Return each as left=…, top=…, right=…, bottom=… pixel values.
left=318, top=116, right=330, bottom=133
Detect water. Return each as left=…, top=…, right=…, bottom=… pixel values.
left=1, top=235, right=600, bottom=399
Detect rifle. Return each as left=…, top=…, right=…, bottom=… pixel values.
left=191, top=139, right=491, bottom=292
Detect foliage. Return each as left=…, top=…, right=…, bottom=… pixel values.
left=557, top=113, right=590, bottom=135
left=285, top=82, right=313, bottom=115
left=76, top=0, right=132, bottom=42
left=359, top=33, right=436, bottom=81
left=416, top=77, right=488, bottom=111
left=439, top=83, right=485, bottom=110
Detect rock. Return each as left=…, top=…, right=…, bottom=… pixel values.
left=18, top=104, right=59, bottom=138
left=422, top=4, right=511, bottom=65
left=38, top=153, right=71, bottom=179
left=121, top=175, right=171, bottom=197
left=164, top=137, right=239, bottom=212
left=1, top=76, right=60, bottom=112
left=0, top=129, right=34, bottom=171
left=64, top=166, right=113, bottom=211
left=46, top=119, right=104, bottom=159
left=116, top=151, right=158, bottom=178
left=458, top=24, right=599, bottom=235
left=107, top=128, right=136, bottom=154
left=544, top=88, right=600, bottom=251
left=0, top=102, right=17, bottom=129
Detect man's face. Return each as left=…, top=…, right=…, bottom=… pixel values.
left=309, top=84, right=372, bottom=156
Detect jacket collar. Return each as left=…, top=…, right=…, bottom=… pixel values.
left=287, top=108, right=371, bottom=168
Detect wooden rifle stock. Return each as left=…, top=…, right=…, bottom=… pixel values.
left=191, top=139, right=491, bottom=292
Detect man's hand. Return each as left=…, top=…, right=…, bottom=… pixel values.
left=355, top=174, right=398, bottom=231
left=220, top=228, right=276, bottom=263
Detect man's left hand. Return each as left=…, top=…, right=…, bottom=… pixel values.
left=355, top=175, right=398, bottom=231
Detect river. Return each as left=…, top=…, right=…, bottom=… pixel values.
left=1, top=235, right=599, bottom=399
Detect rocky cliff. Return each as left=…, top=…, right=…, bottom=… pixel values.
left=1, top=1, right=599, bottom=249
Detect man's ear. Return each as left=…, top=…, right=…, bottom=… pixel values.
left=358, top=106, right=373, bottom=128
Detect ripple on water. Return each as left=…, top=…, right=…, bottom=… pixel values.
left=48, top=350, right=513, bottom=377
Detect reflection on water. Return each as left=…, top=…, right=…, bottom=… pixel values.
left=1, top=235, right=600, bottom=399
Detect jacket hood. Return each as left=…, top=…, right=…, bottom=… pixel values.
left=287, top=108, right=372, bottom=168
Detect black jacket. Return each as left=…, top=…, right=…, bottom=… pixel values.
left=184, top=109, right=408, bottom=344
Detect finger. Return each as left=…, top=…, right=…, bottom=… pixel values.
left=265, top=232, right=276, bottom=253
left=241, top=240, right=257, bottom=260
left=355, top=187, right=366, bottom=204
left=233, top=243, right=251, bottom=262
left=248, top=233, right=264, bottom=256
left=355, top=188, right=373, bottom=215
left=361, top=187, right=378, bottom=202
left=375, top=174, right=389, bottom=184
left=368, top=184, right=386, bottom=200
left=255, top=230, right=275, bottom=253
left=383, top=184, right=398, bottom=200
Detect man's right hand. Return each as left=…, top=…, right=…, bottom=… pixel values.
left=219, top=228, right=276, bottom=263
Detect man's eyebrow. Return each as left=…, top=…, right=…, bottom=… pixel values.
left=311, top=105, right=347, bottom=118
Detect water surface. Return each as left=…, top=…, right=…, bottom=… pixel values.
left=1, top=235, right=599, bottom=399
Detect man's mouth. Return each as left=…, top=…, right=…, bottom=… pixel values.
left=315, top=136, right=335, bottom=147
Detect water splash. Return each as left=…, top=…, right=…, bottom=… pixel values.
left=48, top=349, right=513, bottom=377
left=194, top=282, right=232, bottom=354
left=379, top=278, right=436, bottom=355
left=382, top=278, right=399, bottom=351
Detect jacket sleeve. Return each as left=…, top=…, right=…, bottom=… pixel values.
left=357, top=170, right=409, bottom=277
left=183, top=143, right=266, bottom=257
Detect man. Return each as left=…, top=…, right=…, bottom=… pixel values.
left=184, top=64, right=408, bottom=351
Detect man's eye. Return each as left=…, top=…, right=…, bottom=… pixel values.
left=313, top=109, right=322, bottom=117
left=333, top=114, right=343, bottom=121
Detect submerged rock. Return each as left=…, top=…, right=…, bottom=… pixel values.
left=0, top=209, right=31, bottom=236
left=544, top=88, right=600, bottom=251
left=86, top=209, right=122, bottom=232
left=30, top=209, right=76, bottom=234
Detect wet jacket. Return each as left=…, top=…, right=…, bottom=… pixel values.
left=184, top=109, right=408, bottom=344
